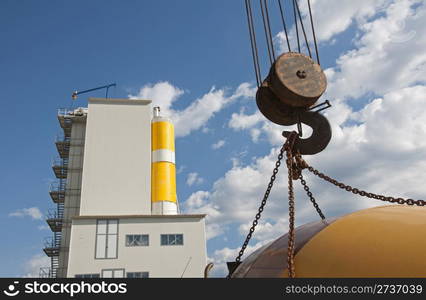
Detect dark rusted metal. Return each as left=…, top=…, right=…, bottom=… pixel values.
left=204, top=263, right=214, bottom=278
left=226, top=262, right=241, bottom=277
left=269, top=52, right=327, bottom=108
left=309, top=99, right=331, bottom=113
left=283, top=111, right=331, bottom=155
left=285, top=131, right=299, bottom=278
left=231, top=218, right=336, bottom=277
left=256, top=80, right=296, bottom=126
left=306, top=165, right=426, bottom=207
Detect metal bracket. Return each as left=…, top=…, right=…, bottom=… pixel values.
left=294, top=101, right=331, bottom=137
left=226, top=261, right=241, bottom=278
left=309, top=99, right=332, bottom=113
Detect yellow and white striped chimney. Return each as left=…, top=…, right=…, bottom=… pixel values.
left=151, top=107, right=178, bottom=215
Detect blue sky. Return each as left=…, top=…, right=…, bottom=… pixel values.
left=1, top=0, right=426, bottom=277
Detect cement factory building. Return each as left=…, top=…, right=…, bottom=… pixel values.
left=42, top=98, right=207, bottom=278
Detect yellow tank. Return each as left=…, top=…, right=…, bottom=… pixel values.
left=231, top=205, right=426, bottom=277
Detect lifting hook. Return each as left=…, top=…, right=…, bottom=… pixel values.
left=282, top=111, right=331, bottom=155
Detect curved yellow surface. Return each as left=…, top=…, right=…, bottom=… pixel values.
left=151, top=162, right=177, bottom=203
left=152, top=121, right=175, bottom=151
left=284, top=205, right=426, bottom=277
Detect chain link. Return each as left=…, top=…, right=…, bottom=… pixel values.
left=227, top=139, right=287, bottom=278
left=306, top=166, right=426, bottom=207
left=228, top=131, right=303, bottom=278
left=299, top=173, right=326, bottom=220
left=285, top=132, right=298, bottom=278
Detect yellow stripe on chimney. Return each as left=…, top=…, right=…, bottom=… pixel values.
left=152, top=121, right=175, bottom=151
left=151, top=162, right=177, bottom=203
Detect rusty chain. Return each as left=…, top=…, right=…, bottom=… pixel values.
left=284, top=131, right=299, bottom=278
left=299, top=173, right=326, bottom=220
left=304, top=165, right=426, bottom=207
left=228, top=131, right=326, bottom=278
left=227, top=135, right=289, bottom=278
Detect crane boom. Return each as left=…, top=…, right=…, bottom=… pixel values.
left=71, top=83, right=116, bottom=100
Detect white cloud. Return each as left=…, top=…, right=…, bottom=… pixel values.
left=212, top=140, right=226, bottom=150
left=22, top=254, right=50, bottom=277
left=275, top=0, right=392, bottom=55
left=185, top=190, right=210, bottom=208
left=186, top=172, right=204, bottom=187
left=130, top=81, right=184, bottom=116
left=201, top=127, right=211, bottom=134
left=228, top=110, right=263, bottom=131
left=176, top=165, right=186, bottom=174
left=183, top=190, right=222, bottom=240
left=305, top=0, right=390, bottom=42
left=250, top=128, right=261, bottom=143
left=205, top=223, right=226, bottom=241
left=232, top=82, right=257, bottom=99
left=130, top=81, right=254, bottom=137
left=9, top=207, right=43, bottom=220
left=325, top=0, right=426, bottom=101
left=238, top=217, right=288, bottom=243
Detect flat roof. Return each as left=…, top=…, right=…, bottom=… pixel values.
left=88, top=97, right=152, bottom=105
left=72, top=214, right=206, bottom=220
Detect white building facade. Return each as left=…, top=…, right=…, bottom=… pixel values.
left=43, top=98, right=207, bottom=278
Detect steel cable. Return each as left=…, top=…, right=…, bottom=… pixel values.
left=293, top=0, right=301, bottom=52
left=260, top=0, right=275, bottom=65
left=294, top=0, right=312, bottom=58
left=307, top=0, right=320, bottom=64
left=245, top=0, right=262, bottom=87
left=278, top=0, right=291, bottom=52
left=263, top=0, right=276, bottom=61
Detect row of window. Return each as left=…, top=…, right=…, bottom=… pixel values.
left=75, top=270, right=148, bottom=278
left=95, top=220, right=184, bottom=259
left=126, top=234, right=184, bottom=247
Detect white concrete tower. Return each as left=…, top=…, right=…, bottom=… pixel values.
left=44, top=98, right=207, bottom=278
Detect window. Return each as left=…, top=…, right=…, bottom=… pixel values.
left=126, top=272, right=149, bottom=278
left=95, top=219, right=118, bottom=259
left=75, top=274, right=100, bottom=278
left=126, top=234, right=149, bottom=247
left=160, top=234, right=183, bottom=246
left=101, top=269, right=125, bottom=278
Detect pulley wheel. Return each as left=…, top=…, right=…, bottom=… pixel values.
left=269, top=52, right=327, bottom=108
left=256, top=80, right=296, bottom=126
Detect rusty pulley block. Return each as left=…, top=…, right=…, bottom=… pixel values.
left=256, top=52, right=332, bottom=155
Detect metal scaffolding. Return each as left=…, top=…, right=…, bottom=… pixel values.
left=43, top=109, right=73, bottom=278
